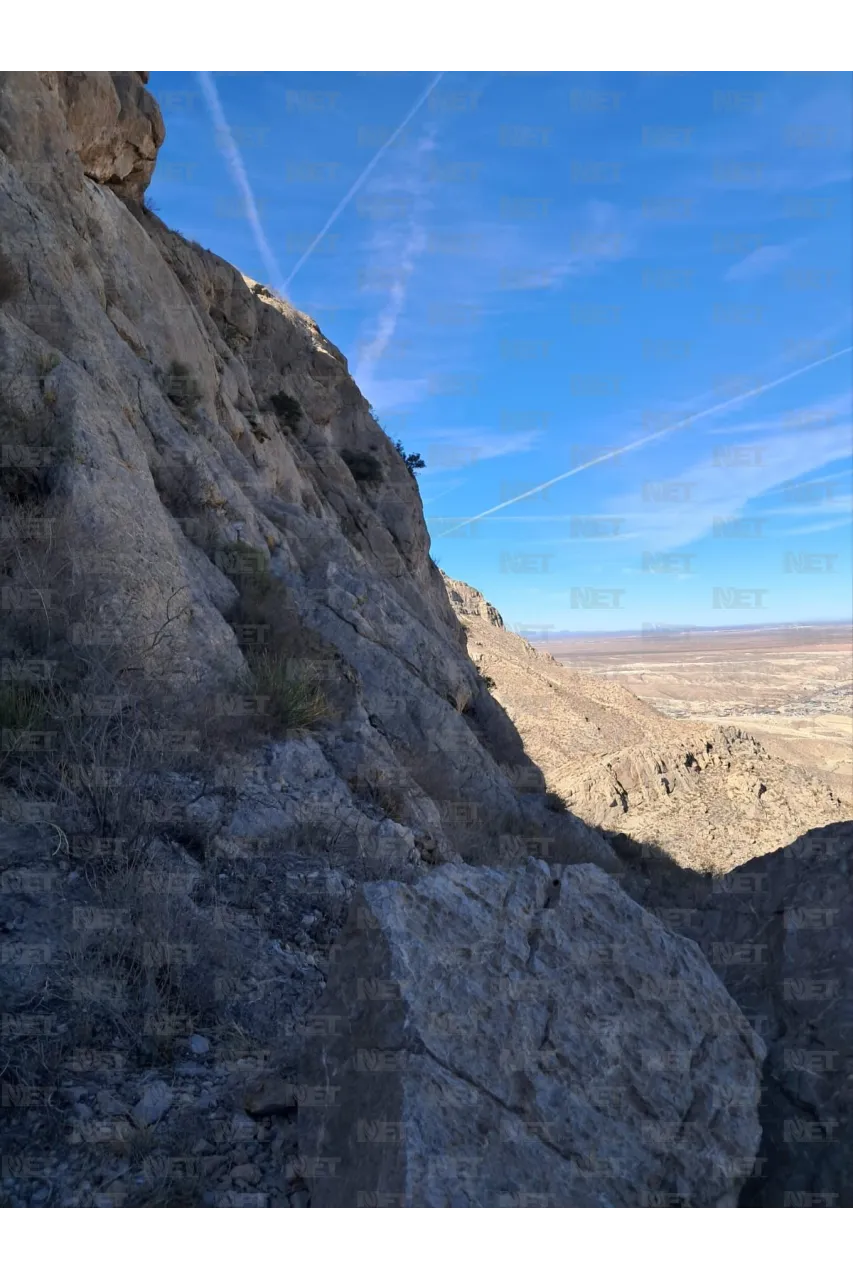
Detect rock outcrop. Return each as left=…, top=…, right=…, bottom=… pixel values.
left=630, top=820, right=853, bottom=1208
left=442, top=574, right=507, bottom=630
left=0, top=72, right=164, bottom=201
left=299, top=858, right=765, bottom=1207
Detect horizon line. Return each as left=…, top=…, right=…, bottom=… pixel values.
left=521, top=618, right=853, bottom=638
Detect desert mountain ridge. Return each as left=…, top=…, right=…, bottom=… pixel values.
left=441, top=572, right=851, bottom=874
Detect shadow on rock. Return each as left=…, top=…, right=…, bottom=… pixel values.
left=606, top=820, right=853, bottom=1208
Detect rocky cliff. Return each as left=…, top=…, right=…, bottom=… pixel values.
left=1, top=73, right=849, bottom=1210
left=0, top=70, right=622, bottom=1208
left=0, top=71, right=616, bottom=879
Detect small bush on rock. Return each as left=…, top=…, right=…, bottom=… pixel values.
left=394, top=440, right=425, bottom=476
left=341, top=449, right=383, bottom=487
left=269, top=391, right=303, bottom=431
left=164, top=361, right=202, bottom=413
left=347, top=768, right=409, bottom=824
left=218, top=539, right=336, bottom=736
left=0, top=401, right=71, bottom=505
left=0, top=678, right=54, bottom=753
left=248, top=651, right=328, bottom=735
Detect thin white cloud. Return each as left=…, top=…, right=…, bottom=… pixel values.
left=625, top=79, right=852, bottom=235
left=431, top=514, right=632, bottom=522
left=544, top=532, right=641, bottom=546
left=354, top=197, right=635, bottom=421
left=554, top=199, right=634, bottom=278
left=354, top=130, right=438, bottom=405
left=420, top=429, right=541, bottom=475
left=781, top=515, right=852, bottom=536
left=602, top=423, right=852, bottom=554
left=436, top=344, right=853, bottom=537
left=440, top=198, right=633, bottom=302
left=760, top=496, right=853, bottom=517
left=355, top=224, right=427, bottom=374
left=808, top=464, right=853, bottom=485
left=724, top=243, right=793, bottom=283
left=284, top=72, right=445, bottom=292
left=763, top=471, right=850, bottom=499
left=197, top=71, right=287, bottom=298
left=357, top=376, right=431, bottom=412
left=422, top=479, right=469, bottom=509
left=707, top=391, right=851, bottom=437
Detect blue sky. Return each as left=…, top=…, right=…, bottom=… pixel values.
left=147, top=71, right=852, bottom=633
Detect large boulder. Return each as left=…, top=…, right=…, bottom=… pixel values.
left=297, top=859, right=765, bottom=1207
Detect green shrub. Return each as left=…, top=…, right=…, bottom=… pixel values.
left=394, top=440, right=425, bottom=476
left=217, top=539, right=337, bottom=735
left=269, top=390, right=303, bottom=431
left=347, top=768, right=409, bottom=824
left=341, top=449, right=383, bottom=487
left=218, top=541, right=299, bottom=662
left=248, top=650, right=328, bottom=734
left=164, top=361, right=202, bottom=412
left=36, top=352, right=61, bottom=378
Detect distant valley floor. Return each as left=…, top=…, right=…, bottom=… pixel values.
left=542, top=625, right=853, bottom=803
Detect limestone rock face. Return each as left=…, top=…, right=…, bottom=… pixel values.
left=56, top=72, right=165, bottom=199
left=5, top=71, right=833, bottom=1212
left=442, top=572, right=507, bottom=630
left=298, top=859, right=765, bottom=1207
left=0, top=71, right=608, bottom=875
left=0, top=72, right=164, bottom=199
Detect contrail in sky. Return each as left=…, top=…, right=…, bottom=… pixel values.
left=436, top=344, right=853, bottom=538
left=197, top=71, right=287, bottom=297
left=284, top=71, right=445, bottom=292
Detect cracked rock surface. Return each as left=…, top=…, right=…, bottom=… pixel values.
left=298, top=858, right=765, bottom=1207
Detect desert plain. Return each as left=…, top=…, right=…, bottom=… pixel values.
left=543, top=624, right=853, bottom=803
